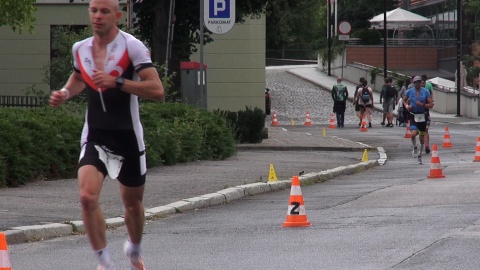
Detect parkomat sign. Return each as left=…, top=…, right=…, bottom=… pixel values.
left=204, top=0, right=236, bottom=34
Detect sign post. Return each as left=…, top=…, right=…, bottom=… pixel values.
left=337, top=20, right=351, bottom=79
left=204, top=0, right=236, bottom=34
left=199, top=0, right=236, bottom=109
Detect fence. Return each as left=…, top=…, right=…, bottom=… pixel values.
left=0, top=96, right=44, bottom=108
left=348, top=38, right=457, bottom=47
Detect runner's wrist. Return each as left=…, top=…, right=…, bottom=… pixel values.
left=60, top=88, right=70, bottom=99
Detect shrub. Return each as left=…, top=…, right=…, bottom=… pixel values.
left=141, top=102, right=236, bottom=166
left=0, top=102, right=237, bottom=187
left=214, top=106, right=266, bottom=143
left=0, top=107, right=82, bottom=187
left=355, top=28, right=381, bottom=45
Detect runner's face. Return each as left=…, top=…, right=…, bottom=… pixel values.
left=413, top=81, right=422, bottom=89
left=89, top=0, right=120, bottom=36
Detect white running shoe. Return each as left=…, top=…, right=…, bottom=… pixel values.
left=412, top=147, right=418, bottom=158
left=123, top=241, right=147, bottom=270
left=418, top=155, right=422, bottom=164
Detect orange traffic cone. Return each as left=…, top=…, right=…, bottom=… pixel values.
left=404, top=120, right=411, bottom=138
left=0, top=233, right=12, bottom=270
left=328, top=113, right=336, bottom=129
left=359, top=115, right=368, bottom=132
left=304, top=111, right=312, bottom=126
left=271, top=111, right=278, bottom=126
left=474, top=136, right=480, bottom=162
left=441, top=126, right=453, bottom=148
left=282, top=176, right=311, bottom=227
left=427, top=144, right=445, bottom=179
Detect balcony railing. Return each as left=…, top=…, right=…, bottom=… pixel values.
left=0, top=96, right=44, bottom=108
left=348, top=38, right=457, bottom=47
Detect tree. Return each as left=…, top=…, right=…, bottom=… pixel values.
left=337, top=0, right=397, bottom=30
left=0, top=0, right=36, bottom=34
left=461, top=0, right=480, bottom=87
left=464, top=0, right=480, bottom=36
left=133, top=0, right=266, bottom=71
left=265, top=0, right=323, bottom=51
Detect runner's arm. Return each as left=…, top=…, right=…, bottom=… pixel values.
left=117, top=67, right=164, bottom=101
left=49, top=72, right=85, bottom=108
left=423, top=96, right=434, bottom=109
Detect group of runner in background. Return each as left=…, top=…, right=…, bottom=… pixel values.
left=331, top=74, right=435, bottom=164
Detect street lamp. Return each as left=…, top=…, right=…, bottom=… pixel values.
left=456, top=0, right=462, bottom=117
left=327, top=0, right=332, bottom=76
left=383, top=0, right=387, bottom=78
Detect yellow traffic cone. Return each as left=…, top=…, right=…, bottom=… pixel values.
left=268, top=164, right=278, bottom=182
left=361, top=149, right=369, bottom=162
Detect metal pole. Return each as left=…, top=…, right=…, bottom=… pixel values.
left=126, top=0, right=131, bottom=29
left=165, top=0, right=175, bottom=77
left=341, top=41, right=345, bottom=78
left=200, top=0, right=205, bottom=108
left=334, top=0, right=337, bottom=36
left=456, top=0, right=462, bottom=116
left=383, top=0, right=387, bottom=78
left=327, top=0, right=331, bottom=76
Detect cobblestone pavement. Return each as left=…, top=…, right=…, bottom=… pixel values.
left=266, top=68, right=384, bottom=127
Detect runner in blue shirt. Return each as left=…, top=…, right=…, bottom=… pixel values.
left=403, top=76, right=433, bottom=164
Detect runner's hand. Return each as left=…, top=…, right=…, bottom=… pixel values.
left=92, top=70, right=116, bottom=89
left=49, top=90, right=68, bottom=108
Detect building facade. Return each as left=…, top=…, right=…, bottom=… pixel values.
left=0, top=0, right=266, bottom=112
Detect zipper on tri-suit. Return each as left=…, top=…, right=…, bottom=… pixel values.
left=98, top=88, right=107, bottom=112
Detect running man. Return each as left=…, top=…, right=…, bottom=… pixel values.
left=49, top=0, right=164, bottom=269
left=403, top=76, right=433, bottom=164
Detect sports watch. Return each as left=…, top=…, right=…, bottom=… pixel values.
left=115, top=77, right=125, bottom=89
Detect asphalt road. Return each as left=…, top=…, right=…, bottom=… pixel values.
left=6, top=68, right=480, bottom=269
left=8, top=121, right=480, bottom=270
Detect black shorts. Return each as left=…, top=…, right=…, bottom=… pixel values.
left=78, top=128, right=147, bottom=187
left=408, top=113, right=427, bottom=134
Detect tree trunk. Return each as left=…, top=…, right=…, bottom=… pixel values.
left=152, top=0, right=169, bottom=67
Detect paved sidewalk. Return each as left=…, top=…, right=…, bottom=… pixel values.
left=237, top=126, right=373, bottom=151
left=285, top=65, right=479, bottom=123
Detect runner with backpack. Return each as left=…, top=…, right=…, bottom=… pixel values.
left=353, top=77, right=366, bottom=126
left=331, top=76, right=349, bottom=128
left=379, top=77, right=398, bottom=127
left=356, top=79, right=374, bottom=128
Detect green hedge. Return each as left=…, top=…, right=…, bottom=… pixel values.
left=0, top=102, right=237, bottom=187
left=0, top=107, right=83, bottom=187
left=141, top=102, right=237, bottom=166
left=214, top=106, right=266, bottom=143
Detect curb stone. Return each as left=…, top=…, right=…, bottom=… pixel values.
left=4, top=154, right=381, bottom=245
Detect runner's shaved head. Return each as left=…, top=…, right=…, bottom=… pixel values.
left=90, top=0, right=121, bottom=11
